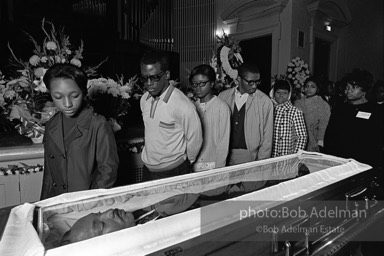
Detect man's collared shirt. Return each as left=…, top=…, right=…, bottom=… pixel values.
left=140, top=85, right=202, bottom=170
left=235, top=87, right=249, bottom=110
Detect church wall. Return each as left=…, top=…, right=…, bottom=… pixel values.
left=215, top=0, right=383, bottom=82
left=289, top=0, right=312, bottom=68
left=336, top=0, right=383, bottom=80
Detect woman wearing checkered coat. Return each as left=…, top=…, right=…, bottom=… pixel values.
left=270, top=80, right=307, bottom=157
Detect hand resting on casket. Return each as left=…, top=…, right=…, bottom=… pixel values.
left=59, top=193, right=199, bottom=246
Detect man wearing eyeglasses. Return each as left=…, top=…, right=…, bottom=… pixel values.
left=219, top=62, right=274, bottom=165
left=139, top=50, right=203, bottom=181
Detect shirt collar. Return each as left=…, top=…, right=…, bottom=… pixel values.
left=276, top=100, right=292, bottom=110
left=235, top=86, right=249, bottom=96
left=145, top=84, right=175, bottom=103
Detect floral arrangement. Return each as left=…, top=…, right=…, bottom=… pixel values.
left=127, top=140, right=145, bottom=153
left=117, top=138, right=145, bottom=153
left=3, top=18, right=104, bottom=122
left=87, top=75, right=139, bottom=132
left=0, top=163, right=44, bottom=176
left=0, top=18, right=142, bottom=140
left=286, top=57, right=310, bottom=89
left=210, top=31, right=243, bottom=93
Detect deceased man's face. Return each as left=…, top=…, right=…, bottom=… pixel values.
left=62, top=208, right=135, bottom=244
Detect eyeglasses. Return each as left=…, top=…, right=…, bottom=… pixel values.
left=190, top=80, right=211, bottom=88
left=139, top=71, right=166, bottom=83
left=240, top=76, right=261, bottom=85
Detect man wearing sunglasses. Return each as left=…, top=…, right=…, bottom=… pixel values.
left=139, top=50, right=202, bottom=181
left=219, top=62, right=274, bottom=165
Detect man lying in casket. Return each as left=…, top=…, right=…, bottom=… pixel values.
left=59, top=193, right=200, bottom=246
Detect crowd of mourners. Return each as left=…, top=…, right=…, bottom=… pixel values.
left=30, top=49, right=383, bottom=247
left=37, top=49, right=384, bottom=200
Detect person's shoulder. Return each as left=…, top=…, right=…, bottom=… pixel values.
left=140, top=92, right=150, bottom=103
left=212, top=96, right=231, bottom=111
left=255, top=90, right=273, bottom=106
left=85, top=107, right=109, bottom=126
left=218, top=87, right=235, bottom=97
left=292, top=105, right=303, bottom=114
left=171, top=87, right=194, bottom=105
left=294, top=98, right=305, bottom=105
left=255, top=90, right=271, bottom=100
left=169, top=88, right=197, bottom=114
left=315, top=96, right=329, bottom=105
left=44, top=111, right=61, bottom=128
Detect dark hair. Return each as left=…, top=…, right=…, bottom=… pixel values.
left=304, top=76, right=330, bottom=98
left=140, top=50, right=169, bottom=72
left=43, top=63, right=88, bottom=96
left=342, top=69, right=374, bottom=92
left=304, top=76, right=321, bottom=90
left=274, top=79, right=291, bottom=92
left=373, top=80, right=384, bottom=92
left=189, top=64, right=216, bottom=83
left=237, top=62, right=260, bottom=78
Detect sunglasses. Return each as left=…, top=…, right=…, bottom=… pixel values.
left=190, top=80, right=210, bottom=88
left=139, top=71, right=166, bottom=83
left=240, top=76, right=261, bottom=85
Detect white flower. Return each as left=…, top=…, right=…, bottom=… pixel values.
left=7, top=77, right=30, bottom=88
left=107, top=83, right=120, bottom=97
left=220, top=46, right=238, bottom=80
left=34, top=67, right=46, bottom=78
left=53, top=56, right=61, bottom=63
left=33, top=78, right=48, bottom=93
left=29, top=55, right=40, bottom=66
left=70, top=58, right=82, bottom=67
left=169, top=80, right=180, bottom=87
left=4, top=89, right=16, bottom=99
left=133, top=93, right=141, bottom=100
left=121, top=92, right=130, bottom=99
left=46, top=41, right=57, bottom=51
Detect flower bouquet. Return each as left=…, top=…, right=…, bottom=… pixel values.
left=1, top=18, right=106, bottom=142
left=211, top=31, right=243, bottom=93
left=286, top=57, right=310, bottom=89
left=87, top=75, right=139, bottom=132
left=285, top=57, right=310, bottom=101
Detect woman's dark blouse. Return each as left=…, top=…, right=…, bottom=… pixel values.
left=324, top=102, right=383, bottom=167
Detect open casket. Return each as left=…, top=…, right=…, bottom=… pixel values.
left=1, top=151, right=383, bottom=256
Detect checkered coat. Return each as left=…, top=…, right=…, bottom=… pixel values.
left=272, top=101, right=307, bottom=157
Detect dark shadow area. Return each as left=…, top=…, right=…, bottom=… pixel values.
left=239, top=35, right=272, bottom=95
